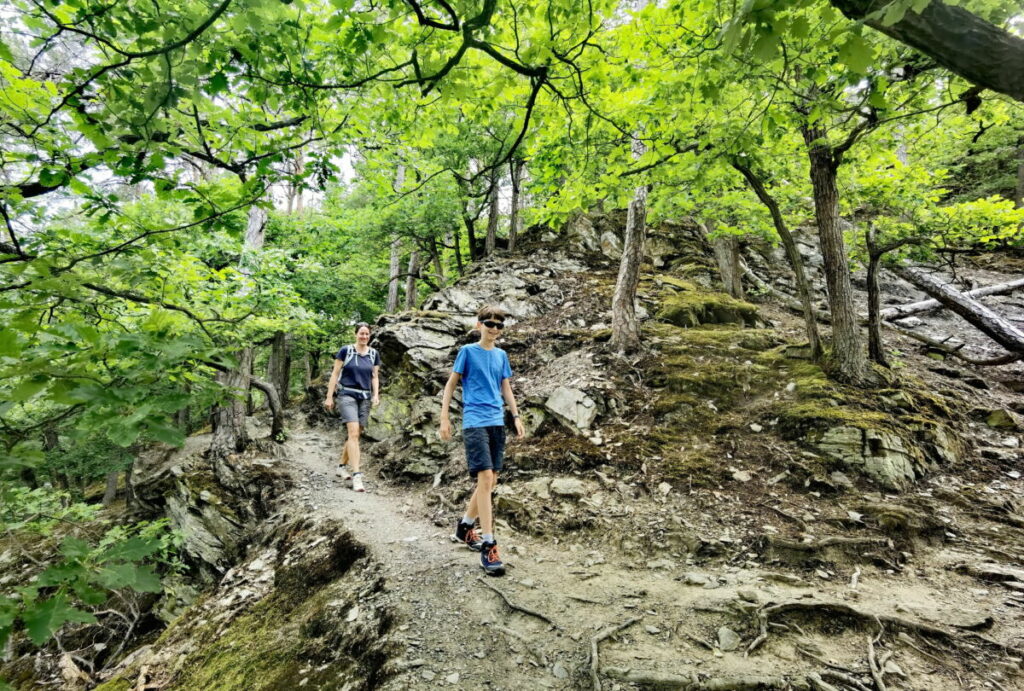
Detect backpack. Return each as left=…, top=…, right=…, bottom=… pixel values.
left=341, top=345, right=378, bottom=370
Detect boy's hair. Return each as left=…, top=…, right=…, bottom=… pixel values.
left=476, top=305, right=507, bottom=321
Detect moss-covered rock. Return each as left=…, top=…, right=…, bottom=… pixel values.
left=655, top=283, right=759, bottom=328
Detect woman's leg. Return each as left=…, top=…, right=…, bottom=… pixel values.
left=346, top=421, right=361, bottom=472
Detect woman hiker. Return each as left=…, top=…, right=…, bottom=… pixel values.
left=324, top=322, right=381, bottom=492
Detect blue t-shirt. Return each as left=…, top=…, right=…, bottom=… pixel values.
left=453, top=343, right=513, bottom=429
left=334, top=346, right=381, bottom=397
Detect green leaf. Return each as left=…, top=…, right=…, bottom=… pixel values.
left=838, top=35, right=874, bottom=74
left=101, top=537, right=161, bottom=562
left=0, top=38, right=14, bottom=63
left=131, top=565, right=163, bottom=593
left=23, top=595, right=96, bottom=645
left=59, top=537, right=92, bottom=559
left=147, top=422, right=185, bottom=446
left=9, top=378, right=47, bottom=402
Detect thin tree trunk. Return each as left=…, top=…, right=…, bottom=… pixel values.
left=894, top=266, right=1024, bottom=354
left=124, top=456, right=136, bottom=508
left=485, top=169, right=500, bottom=256
left=405, top=251, right=420, bottom=310
left=267, top=331, right=291, bottom=405
left=101, top=471, right=119, bottom=507
left=210, top=204, right=266, bottom=458
left=303, top=340, right=313, bottom=386
left=732, top=160, right=823, bottom=361
left=250, top=376, right=285, bottom=440
left=386, top=237, right=401, bottom=312
left=865, top=227, right=888, bottom=367
left=430, top=236, right=445, bottom=284
left=509, top=158, right=524, bottom=252
left=801, top=124, right=866, bottom=382
left=610, top=136, right=648, bottom=354
left=1016, top=136, right=1024, bottom=209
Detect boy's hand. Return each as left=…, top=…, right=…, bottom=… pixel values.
left=324, top=397, right=334, bottom=411
left=514, top=417, right=525, bottom=438
left=439, top=417, right=452, bottom=441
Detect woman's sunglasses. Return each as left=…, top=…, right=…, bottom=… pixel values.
left=481, top=320, right=505, bottom=329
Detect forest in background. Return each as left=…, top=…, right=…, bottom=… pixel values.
left=1, top=0, right=1023, bottom=675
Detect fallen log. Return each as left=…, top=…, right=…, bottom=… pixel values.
left=894, top=267, right=1024, bottom=355
left=881, top=277, right=1024, bottom=321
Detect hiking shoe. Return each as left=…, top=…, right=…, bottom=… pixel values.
left=336, top=464, right=352, bottom=481
left=453, top=521, right=484, bottom=552
left=480, top=541, right=504, bottom=576
left=352, top=474, right=365, bottom=492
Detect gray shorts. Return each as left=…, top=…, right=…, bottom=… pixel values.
left=338, top=394, right=371, bottom=426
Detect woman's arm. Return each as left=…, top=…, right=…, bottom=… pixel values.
left=324, top=359, right=343, bottom=409
left=371, top=366, right=380, bottom=406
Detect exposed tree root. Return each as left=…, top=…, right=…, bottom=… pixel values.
left=477, top=577, right=558, bottom=628
left=590, top=616, right=641, bottom=691
left=603, top=667, right=807, bottom=690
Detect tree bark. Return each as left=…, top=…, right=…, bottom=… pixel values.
left=880, top=277, right=1024, bottom=320
left=802, top=124, right=867, bottom=382
left=610, top=136, right=648, bottom=354
left=865, top=227, right=888, bottom=367
left=250, top=376, right=285, bottom=441
left=267, top=331, right=291, bottom=405
left=485, top=169, right=500, bottom=256
left=509, top=157, right=524, bottom=252
left=209, top=204, right=266, bottom=458
left=101, top=471, right=119, bottom=506
left=1015, top=136, right=1024, bottom=209
left=732, top=160, right=822, bottom=361
left=386, top=237, right=401, bottom=313
left=405, top=251, right=420, bottom=310
left=829, top=0, right=1024, bottom=102
left=702, top=219, right=744, bottom=300
left=894, top=266, right=1024, bottom=355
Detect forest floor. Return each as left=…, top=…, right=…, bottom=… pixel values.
left=278, top=417, right=1024, bottom=691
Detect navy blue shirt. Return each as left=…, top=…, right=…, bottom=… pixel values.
left=453, top=343, right=513, bottom=429
left=334, top=346, right=381, bottom=396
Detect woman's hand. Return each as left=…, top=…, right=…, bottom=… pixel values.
left=324, top=396, right=334, bottom=411
left=372, top=394, right=380, bottom=407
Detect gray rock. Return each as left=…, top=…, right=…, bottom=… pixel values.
left=421, top=670, right=436, bottom=682
left=550, top=477, right=588, bottom=497
left=717, top=627, right=741, bottom=652
left=552, top=662, right=569, bottom=679
left=682, top=572, right=709, bottom=586
left=737, top=589, right=759, bottom=603
left=445, top=672, right=460, bottom=684
left=545, top=386, right=599, bottom=433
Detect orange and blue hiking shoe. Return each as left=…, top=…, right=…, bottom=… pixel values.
left=453, top=521, right=484, bottom=551
left=480, top=541, right=504, bottom=576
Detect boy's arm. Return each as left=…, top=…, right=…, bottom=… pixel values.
left=439, top=371, right=461, bottom=441
left=324, top=359, right=343, bottom=409
left=500, top=378, right=525, bottom=438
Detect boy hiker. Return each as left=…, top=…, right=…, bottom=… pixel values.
left=439, top=305, right=525, bottom=576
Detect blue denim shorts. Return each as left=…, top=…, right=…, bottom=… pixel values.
left=463, top=426, right=506, bottom=477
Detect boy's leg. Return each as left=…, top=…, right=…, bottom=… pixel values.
left=474, top=470, right=497, bottom=537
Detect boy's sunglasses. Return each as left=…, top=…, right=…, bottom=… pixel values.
left=481, top=320, right=505, bottom=330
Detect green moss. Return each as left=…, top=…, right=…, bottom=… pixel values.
left=656, top=288, right=759, bottom=328
left=93, top=679, right=132, bottom=691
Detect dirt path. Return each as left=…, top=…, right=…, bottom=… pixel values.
left=275, top=427, right=1024, bottom=690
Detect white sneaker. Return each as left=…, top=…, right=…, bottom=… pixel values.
left=352, top=474, right=365, bottom=492
left=336, top=465, right=352, bottom=481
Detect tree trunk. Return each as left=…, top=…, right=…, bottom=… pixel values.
left=210, top=348, right=253, bottom=458
left=829, top=0, right=1024, bottom=102
left=485, top=169, right=500, bottom=256
left=209, top=204, right=266, bottom=458
left=732, top=160, right=822, bottom=361
left=509, top=158, right=524, bottom=252
left=702, top=220, right=744, bottom=300
left=880, top=277, right=1024, bottom=320
left=865, top=227, right=888, bottom=367
left=610, top=136, right=648, bottom=354
left=1016, top=136, right=1024, bottom=209
left=250, top=375, right=285, bottom=441
left=386, top=237, right=401, bottom=312
left=303, top=340, right=313, bottom=386
left=124, top=456, right=136, bottom=508
left=430, top=236, right=445, bottom=284
left=802, top=124, right=867, bottom=382
left=267, top=331, right=291, bottom=406
left=101, top=471, right=119, bottom=507
left=405, top=251, right=420, bottom=310
left=894, top=266, right=1024, bottom=354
